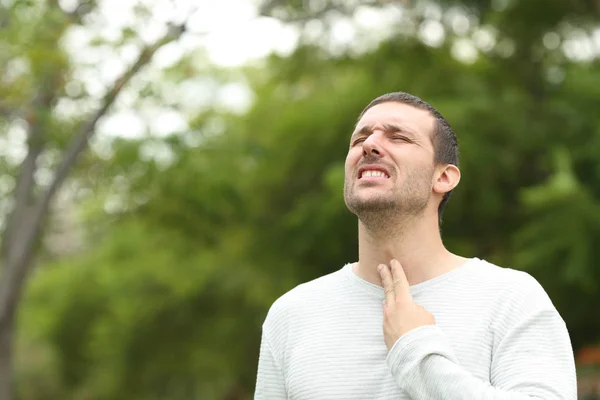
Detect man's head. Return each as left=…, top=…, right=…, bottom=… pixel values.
left=343, top=92, right=460, bottom=229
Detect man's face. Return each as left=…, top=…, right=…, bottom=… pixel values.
left=343, top=101, right=438, bottom=220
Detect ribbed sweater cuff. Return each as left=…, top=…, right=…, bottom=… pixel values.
left=385, top=325, right=455, bottom=386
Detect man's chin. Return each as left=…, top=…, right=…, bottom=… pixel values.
left=345, top=196, right=397, bottom=215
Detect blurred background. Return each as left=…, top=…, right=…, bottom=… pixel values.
left=1, top=0, right=600, bottom=398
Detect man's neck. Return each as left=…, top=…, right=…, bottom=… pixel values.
left=354, top=214, right=467, bottom=287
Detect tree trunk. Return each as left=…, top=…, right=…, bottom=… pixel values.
left=0, top=22, right=187, bottom=400
left=0, top=314, right=14, bottom=400
left=0, top=222, right=37, bottom=400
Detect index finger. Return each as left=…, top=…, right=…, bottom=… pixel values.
left=378, top=264, right=396, bottom=305
left=390, top=259, right=412, bottom=304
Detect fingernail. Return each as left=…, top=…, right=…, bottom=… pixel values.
left=377, top=264, right=383, bottom=272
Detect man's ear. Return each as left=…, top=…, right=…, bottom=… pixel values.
left=433, top=164, right=460, bottom=195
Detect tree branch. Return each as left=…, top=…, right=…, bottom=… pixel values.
left=258, top=0, right=409, bottom=23
left=0, top=90, right=52, bottom=263
left=40, top=22, right=186, bottom=213
left=0, top=21, right=187, bottom=325
left=46, top=0, right=96, bottom=25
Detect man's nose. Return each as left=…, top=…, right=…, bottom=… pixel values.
left=362, top=131, right=384, bottom=157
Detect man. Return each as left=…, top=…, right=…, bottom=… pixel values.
left=254, top=92, right=577, bottom=399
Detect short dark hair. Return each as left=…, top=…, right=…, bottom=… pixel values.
left=357, top=92, right=459, bottom=226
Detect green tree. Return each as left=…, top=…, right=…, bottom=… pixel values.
left=12, top=0, right=600, bottom=398
left=0, top=1, right=188, bottom=398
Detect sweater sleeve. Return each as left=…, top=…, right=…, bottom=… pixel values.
left=386, top=282, right=577, bottom=399
left=254, top=330, right=288, bottom=400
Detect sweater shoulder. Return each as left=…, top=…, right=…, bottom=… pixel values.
left=262, top=266, right=348, bottom=331
left=471, top=259, right=557, bottom=322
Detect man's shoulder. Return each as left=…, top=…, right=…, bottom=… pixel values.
left=262, top=265, right=349, bottom=326
left=475, top=258, right=544, bottom=287
left=474, top=258, right=555, bottom=311
left=472, top=260, right=569, bottom=351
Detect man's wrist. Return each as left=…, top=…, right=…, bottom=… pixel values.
left=386, top=325, right=454, bottom=384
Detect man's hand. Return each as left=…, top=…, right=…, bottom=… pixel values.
left=378, top=259, right=436, bottom=350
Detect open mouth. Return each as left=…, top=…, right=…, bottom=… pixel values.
left=359, top=169, right=390, bottom=179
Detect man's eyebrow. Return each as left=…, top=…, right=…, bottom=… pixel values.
left=351, top=123, right=415, bottom=140
left=350, top=124, right=373, bottom=140
left=382, top=123, right=416, bottom=135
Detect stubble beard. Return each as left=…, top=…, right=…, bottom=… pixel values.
left=343, top=168, right=433, bottom=237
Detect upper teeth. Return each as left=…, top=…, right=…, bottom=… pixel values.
left=362, top=170, right=387, bottom=178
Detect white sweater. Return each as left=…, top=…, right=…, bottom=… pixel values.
left=254, top=258, right=577, bottom=399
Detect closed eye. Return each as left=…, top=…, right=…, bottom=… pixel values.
left=351, top=134, right=411, bottom=147
left=391, top=135, right=411, bottom=142
left=351, top=138, right=366, bottom=146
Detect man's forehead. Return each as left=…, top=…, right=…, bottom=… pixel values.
left=355, top=102, right=435, bottom=133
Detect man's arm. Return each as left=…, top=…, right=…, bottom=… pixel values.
left=254, top=331, right=288, bottom=400
left=386, top=311, right=576, bottom=399
left=378, top=260, right=577, bottom=399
